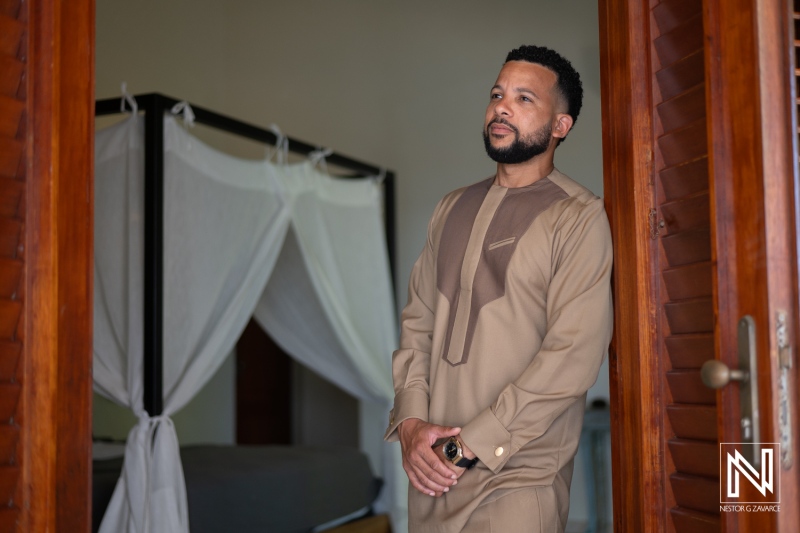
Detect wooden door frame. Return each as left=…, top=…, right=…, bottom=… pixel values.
left=18, top=0, right=800, bottom=531
left=599, top=0, right=664, bottom=530
left=600, top=0, right=800, bottom=530
left=24, top=0, right=94, bottom=531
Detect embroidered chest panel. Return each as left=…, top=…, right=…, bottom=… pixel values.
left=436, top=177, right=568, bottom=365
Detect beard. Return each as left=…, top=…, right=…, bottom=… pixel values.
left=483, top=120, right=552, bottom=164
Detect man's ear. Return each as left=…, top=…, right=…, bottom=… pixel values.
left=552, top=113, right=574, bottom=139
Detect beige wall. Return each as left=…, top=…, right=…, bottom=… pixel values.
left=94, top=0, right=608, bottom=526
left=96, top=0, right=604, bottom=298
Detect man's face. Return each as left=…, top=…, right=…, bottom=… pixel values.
left=483, top=61, right=563, bottom=164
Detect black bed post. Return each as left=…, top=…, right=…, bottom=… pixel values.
left=383, top=171, right=397, bottom=293
left=142, top=94, right=165, bottom=417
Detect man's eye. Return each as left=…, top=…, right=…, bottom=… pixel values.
left=491, top=93, right=502, bottom=99
left=521, top=96, right=531, bottom=102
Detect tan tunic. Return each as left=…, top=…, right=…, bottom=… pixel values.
left=384, top=169, right=613, bottom=532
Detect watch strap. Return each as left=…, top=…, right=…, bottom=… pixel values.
left=454, top=456, right=478, bottom=469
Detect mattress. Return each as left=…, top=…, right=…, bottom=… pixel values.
left=92, top=444, right=383, bottom=533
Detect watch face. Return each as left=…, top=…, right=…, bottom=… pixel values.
left=443, top=440, right=459, bottom=460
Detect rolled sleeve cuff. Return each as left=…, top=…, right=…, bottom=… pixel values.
left=460, top=408, right=512, bottom=473
left=383, top=388, right=429, bottom=442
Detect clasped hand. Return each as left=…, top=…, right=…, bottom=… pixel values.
left=397, top=418, right=472, bottom=497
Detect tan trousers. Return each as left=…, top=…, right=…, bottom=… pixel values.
left=461, top=487, right=562, bottom=533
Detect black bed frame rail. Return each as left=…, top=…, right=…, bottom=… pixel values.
left=95, top=93, right=396, bottom=417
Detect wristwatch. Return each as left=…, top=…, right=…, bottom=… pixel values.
left=441, top=436, right=478, bottom=469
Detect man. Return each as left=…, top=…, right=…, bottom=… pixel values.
left=384, top=45, right=613, bottom=532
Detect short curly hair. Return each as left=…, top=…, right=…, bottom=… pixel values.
left=505, top=45, right=583, bottom=131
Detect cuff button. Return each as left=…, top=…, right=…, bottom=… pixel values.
left=495, top=447, right=504, bottom=457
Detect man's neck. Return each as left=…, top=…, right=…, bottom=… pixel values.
left=494, top=152, right=555, bottom=188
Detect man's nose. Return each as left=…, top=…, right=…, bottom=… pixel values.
left=494, top=99, right=511, bottom=116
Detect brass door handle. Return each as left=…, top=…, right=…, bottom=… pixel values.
left=700, top=315, right=761, bottom=464
left=700, top=359, right=748, bottom=389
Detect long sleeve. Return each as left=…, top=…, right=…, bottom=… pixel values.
left=459, top=198, right=613, bottom=473
left=383, top=200, right=444, bottom=442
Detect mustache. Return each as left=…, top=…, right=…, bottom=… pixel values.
left=487, top=118, right=518, bottom=134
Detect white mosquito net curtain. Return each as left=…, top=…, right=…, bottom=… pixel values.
left=93, top=113, right=404, bottom=533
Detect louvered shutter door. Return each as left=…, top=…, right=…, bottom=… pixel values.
left=652, top=1, right=721, bottom=530
left=0, top=0, right=26, bottom=528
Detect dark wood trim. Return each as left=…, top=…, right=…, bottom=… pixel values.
left=25, top=0, right=94, bottom=531
left=25, top=1, right=59, bottom=529
left=235, top=319, right=292, bottom=445
left=55, top=0, right=95, bottom=530
left=599, top=0, right=665, bottom=530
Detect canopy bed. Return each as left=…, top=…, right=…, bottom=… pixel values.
left=92, top=93, right=403, bottom=533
